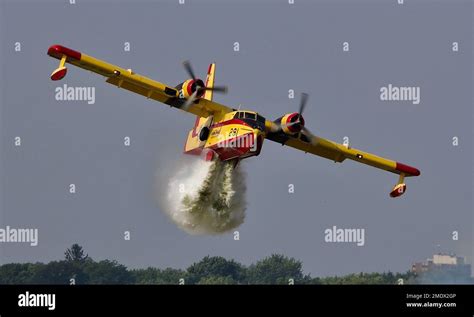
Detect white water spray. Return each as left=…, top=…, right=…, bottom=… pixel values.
left=156, top=157, right=247, bottom=235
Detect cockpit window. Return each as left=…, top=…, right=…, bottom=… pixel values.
left=245, top=112, right=256, bottom=120
left=235, top=111, right=264, bottom=123
left=233, top=111, right=265, bottom=131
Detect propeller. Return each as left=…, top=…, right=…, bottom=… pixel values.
left=273, top=93, right=318, bottom=145
left=301, top=126, right=318, bottom=145
left=296, top=93, right=318, bottom=145
left=181, top=60, right=228, bottom=110
left=182, top=90, right=199, bottom=110
left=273, top=93, right=308, bottom=132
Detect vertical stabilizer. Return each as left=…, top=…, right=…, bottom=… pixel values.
left=184, top=63, right=216, bottom=155
left=203, top=63, right=216, bottom=101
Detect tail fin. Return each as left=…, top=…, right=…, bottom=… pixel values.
left=184, top=63, right=216, bottom=155
left=203, top=63, right=216, bottom=101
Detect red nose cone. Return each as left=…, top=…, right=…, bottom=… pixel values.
left=286, top=113, right=304, bottom=133
left=299, top=115, right=305, bottom=127
left=50, top=66, right=67, bottom=81
left=195, top=79, right=205, bottom=97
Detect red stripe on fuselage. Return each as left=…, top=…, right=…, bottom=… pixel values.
left=210, top=119, right=251, bottom=129
left=210, top=132, right=257, bottom=161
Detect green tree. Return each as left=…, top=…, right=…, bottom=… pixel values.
left=132, top=267, right=185, bottom=284
left=0, top=248, right=431, bottom=285
left=198, top=275, right=236, bottom=285
left=186, top=256, right=245, bottom=284
left=0, top=263, right=36, bottom=284
left=64, top=244, right=89, bottom=263
left=83, top=260, right=132, bottom=284
left=416, top=268, right=473, bottom=284
left=245, top=254, right=305, bottom=284
left=29, top=261, right=78, bottom=284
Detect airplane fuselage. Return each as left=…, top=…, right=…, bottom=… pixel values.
left=184, top=110, right=266, bottom=162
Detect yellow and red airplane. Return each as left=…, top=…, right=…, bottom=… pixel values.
left=47, top=44, right=420, bottom=198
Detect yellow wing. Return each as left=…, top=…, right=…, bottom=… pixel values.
left=265, top=127, right=420, bottom=177
left=47, top=45, right=233, bottom=118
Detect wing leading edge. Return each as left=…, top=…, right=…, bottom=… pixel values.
left=265, top=129, right=419, bottom=197
left=47, top=44, right=232, bottom=118
left=266, top=131, right=420, bottom=177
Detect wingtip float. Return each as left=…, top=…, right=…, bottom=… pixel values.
left=47, top=44, right=420, bottom=198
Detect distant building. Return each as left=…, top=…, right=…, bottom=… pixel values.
left=432, top=253, right=465, bottom=265
left=411, top=253, right=471, bottom=277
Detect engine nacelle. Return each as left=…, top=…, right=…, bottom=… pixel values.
left=275, top=112, right=305, bottom=135
left=177, top=78, right=205, bottom=99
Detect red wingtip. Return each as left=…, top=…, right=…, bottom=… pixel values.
left=47, top=44, right=81, bottom=60
left=396, top=162, right=420, bottom=176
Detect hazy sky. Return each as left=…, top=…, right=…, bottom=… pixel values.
left=0, top=0, right=472, bottom=277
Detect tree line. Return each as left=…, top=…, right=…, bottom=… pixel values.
left=0, top=244, right=465, bottom=285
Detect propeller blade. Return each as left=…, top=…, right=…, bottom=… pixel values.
left=301, top=126, right=318, bottom=145
left=183, top=60, right=196, bottom=80
left=272, top=120, right=299, bottom=133
left=182, top=90, right=198, bottom=110
left=299, top=93, right=309, bottom=116
left=283, top=121, right=300, bottom=129
left=205, top=85, right=228, bottom=93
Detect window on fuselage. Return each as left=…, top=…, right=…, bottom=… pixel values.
left=235, top=111, right=261, bottom=122
left=245, top=112, right=256, bottom=120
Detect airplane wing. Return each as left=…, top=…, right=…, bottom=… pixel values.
left=47, top=45, right=233, bottom=118
left=265, top=130, right=420, bottom=177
